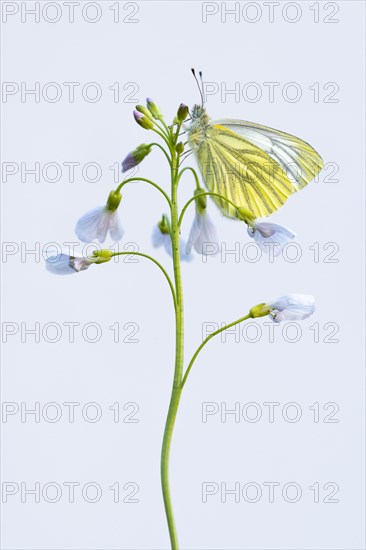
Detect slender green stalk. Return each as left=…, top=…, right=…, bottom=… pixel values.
left=112, top=251, right=176, bottom=309
left=125, top=116, right=252, bottom=549
left=177, top=166, right=200, bottom=188
left=181, top=314, right=251, bottom=389
left=178, top=191, right=242, bottom=227
left=152, top=126, right=171, bottom=147
left=160, top=149, right=184, bottom=550
left=150, top=142, right=172, bottom=165
left=116, top=177, right=172, bottom=208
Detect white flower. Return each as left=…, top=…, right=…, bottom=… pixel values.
left=268, top=294, right=315, bottom=323
left=186, top=210, right=219, bottom=255
left=75, top=206, right=123, bottom=244
left=46, top=254, right=93, bottom=275
left=247, top=222, right=295, bottom=256
left=152, top=225, right=192, bottom=262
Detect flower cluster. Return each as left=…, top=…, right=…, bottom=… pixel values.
left=46, top=97, right=315, bottom=324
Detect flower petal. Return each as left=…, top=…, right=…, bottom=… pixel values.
left=46, top=254, right=76, bottom=275
left=193, top=212, right=219, bottom=255
left=179, top=239, right=193, bottom=262
left=257, top=222, right=295, bottom=239
left=186, top=214, right=202, bottom=255
left=162, top=234, right=174, bottom=257
left=108, top=211, right=124, bottom=241
left=71, top=257, right=93, bottom=272
left=96, top=211, right=111, bottom=243
left=75, top=206, right=105, bottom=243
left=152, top=225, right=166, bottom=248
left=248, top=222, right=295, bottom=256
left=186, top=212, right=219, bottom=256
left=269, top=294, right=315, bottom=322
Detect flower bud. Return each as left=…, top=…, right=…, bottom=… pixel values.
left=176, top=142, right=184, bottom=155
left=146, top=98, right=162, bottom=120
left=106, top=190, right=122, bottom=211
left=249, top=302, right=271, bottom=319
left=133, top=110, right=154, bottom=130
left=158, top=214, right=170, bottom=235
left=122, top=144, right=152, bottom=172
left=177, top=103, right=189, bottom=122
left=135, top=104, right=152, bottom=118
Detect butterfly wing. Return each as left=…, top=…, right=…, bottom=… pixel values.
left=194, top=124, right=297, bottom=218
left=214, top=118, right=324, bottom=192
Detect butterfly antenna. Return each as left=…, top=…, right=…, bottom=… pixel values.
left=199, top=71, right=205, bottom=106
left=191, top=67, right=204, bottom=107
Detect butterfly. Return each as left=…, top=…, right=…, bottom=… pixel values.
left=187, top=71, right=323, bottom=220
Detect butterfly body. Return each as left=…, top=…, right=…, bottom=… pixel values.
left=187, top=104, right=324, bottom=219
left=186, top=105, right=211, bottom=150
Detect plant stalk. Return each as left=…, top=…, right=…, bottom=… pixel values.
left=160, top=150, right=184, bottom=549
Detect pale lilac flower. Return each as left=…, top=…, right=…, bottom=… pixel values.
left=268, top=294, right=315, bottom=323
left=75, top=190, right=123, bottom=244
left=247, top=221, right=295, bottom=256
left=46, top=254, right=93, bottom=275
left=75, top=206, right=123, bottom=243
left=186, top=210, right=218, bottom=255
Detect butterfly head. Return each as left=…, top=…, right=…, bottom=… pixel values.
left=187, top=105, right=210, bottom=149
left=191, top=104, right=210, bottom=124
left=188, top=70, right=211, bottom=148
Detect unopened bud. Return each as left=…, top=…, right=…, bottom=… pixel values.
left=177, top=103, right=189, bottom=122
left=122, top=144, right=152, bottom=172
left=176, top=142, right=184, bottom=154
left=158, top=214, right=170, bottom=235
left=146, top=98, right=162, bottom=120
left=135, top=105, right=152, bottom=118
left=133, top=110, right=154, bottom=130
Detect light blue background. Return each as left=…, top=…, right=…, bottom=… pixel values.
left=1, top=1, right=365, bottom=549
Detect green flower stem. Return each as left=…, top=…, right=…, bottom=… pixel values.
left=116, top=177, right=172, bottom=208
left=150, top=142, right=172, bottom=165
left=181, top=313, right=252, bottom=389
left=111, top=251, right=176, bottom=309
left=121, top=119, right=253, bottom=549
left=160, top=149, right=184, bottom=550
left=174, top=121, right=183, bottom=144
left=177, top=166, right=200, bottom=188
left=152, top=126, right=171, bottom=147
left=178, top=191, right=241, bottom=227
left=158, top=118, right=172, bottom=138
